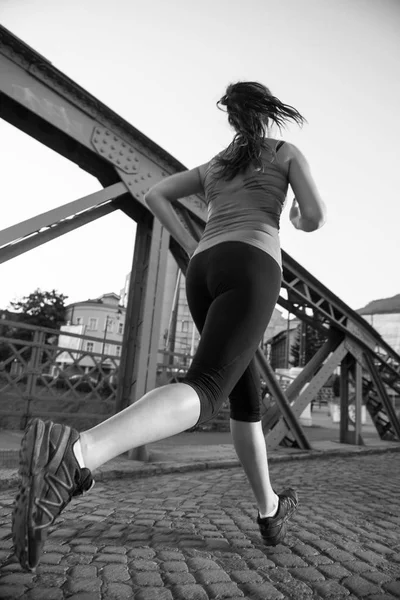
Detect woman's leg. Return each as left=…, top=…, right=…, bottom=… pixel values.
left=79, top=383, right=201, bottom=472
left=228, top=359, right=278, bottom=517
left=230, top=419, right=278, bottom=517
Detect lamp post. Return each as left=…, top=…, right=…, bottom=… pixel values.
left=101, top=315, right=112, bottom=358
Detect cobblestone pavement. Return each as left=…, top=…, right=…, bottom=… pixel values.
left=0, top=452, right=399, bottom=600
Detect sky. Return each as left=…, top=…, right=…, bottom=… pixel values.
left=0, top=0, right=399, bottom=315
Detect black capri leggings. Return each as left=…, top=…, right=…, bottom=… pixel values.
left=181, top=241, right=282, bottom=426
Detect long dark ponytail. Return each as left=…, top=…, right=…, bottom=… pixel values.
left=215, top=81, right=306, bottom=180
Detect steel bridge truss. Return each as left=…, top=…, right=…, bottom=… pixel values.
left=1, top=25, right=399, bottom=458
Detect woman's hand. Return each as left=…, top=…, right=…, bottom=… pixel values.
left=289, top=197, right=301, bottom=229
left=186, top=240, right=198, bottom=259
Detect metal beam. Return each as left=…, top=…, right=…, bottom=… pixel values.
left=261, top=332, right=341, bottom=438
left=115, top=215, right=170, bottom=461
left=256, top=350, right=311, bottom=450
left=0, top=182, right=127, bottom=248
left=364, top=351, right=400, bottom=439
left=267, top=341, right=348, bottom=448
left=0, top=201, right=119, bottom=265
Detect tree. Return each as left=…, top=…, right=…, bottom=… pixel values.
left=10, top=289, right=68, bottom=330
left=291, top=316, right=327, bottom=367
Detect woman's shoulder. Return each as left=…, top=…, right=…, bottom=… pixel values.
left=261, top=138, right=294, bottom=177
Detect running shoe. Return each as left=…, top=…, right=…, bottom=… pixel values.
left=257, top=488, right=298, bottom=546
left=12, top=418, right=94, bottom=572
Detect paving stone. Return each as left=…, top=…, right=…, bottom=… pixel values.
left=195, top=569, right=231, bottom=584
left=0, top=572, right=35, bottom=585
left=291, top=542, right=319, bottom=556
left=363, top=571, right=394, bottom=585
left=230, top=569, right=264, bottom=584
left=187, top=557, right=220, bottom=571
left=134, top=588, right=173, bottom=600
left=44, top=543, right=71, bottom=554
left=35, top=572, right=66, bottom=587
left=206, top=582, right=244, bottom=598
left=305, top=555, right=334, bottom=566
left=163, top=572, right=197, bottom=586
left=70, top=565, right=98, bottom=578
left=40, top=552, right=63, bottom=564
left=289, top=566, right=325, bottom=582
left=103, top=564, right=131, bottom=582
left=341, top=560, right=377, bottom=574
left=354, top=549, right=389, bottom=565
left=271, top=553, right=308, bottom=568
left=103, top=583, right=133, bottom=599
left=132, top=571, right=164, bottom=586
left=171, top=584, right=209, bottom=599
left=382, top=581, right=400, bottom=597
left=246, top=557, right=275, bottom=570
left=0, top=584, right=27, bottom=599
left=157, top=550, right=185, bottom=561
left=276, top=579, right=314, bottom=598
left=367, top=595, right=400, bottom=600
left=342, top=575, right=382, bottom=596
left=67, top=594, right=101, bottom=600
left=95, top=553, right=127, bottom=563
left=241, top=582, right=284, bottom=599
left=67, top=578, right=102, bottom=594
left=267, top=568, right=294, bottom=584
left=313, top=580, right=351, bottom=597
left=318, top=564, right=353, bottom=579
left=36, top=564, right=68, bottom=575
left=161, top=560, right=189, bottom=572
left=27, top=588, right=64, bottom=600
left=308, top=539, right=337, bottom=552
left=101, top=545, right=127, bottom=554
left=73, top=545, right=98, bottom=554
left=324, top=548, right=357, bottom=563
left=366, top=542, right=395, bottom=554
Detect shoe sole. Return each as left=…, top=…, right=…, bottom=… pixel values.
left=12, top=418, right=72, bottom=572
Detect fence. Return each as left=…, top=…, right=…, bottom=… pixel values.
left=0, top=318, right=121, bottom=430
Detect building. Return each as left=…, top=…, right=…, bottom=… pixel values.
left=266, top=319, right=301, bottom=369
left=356, top=294, right=400, bottom=355
left=56, top=293, right=126, bottom=374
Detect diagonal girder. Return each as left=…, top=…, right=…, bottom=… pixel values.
left=0, top=184, right=128, bottom=264
left=266, top=341, right=348, bottom=448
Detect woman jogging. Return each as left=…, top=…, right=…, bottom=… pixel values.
left=12, top=81, right=326, bottom=572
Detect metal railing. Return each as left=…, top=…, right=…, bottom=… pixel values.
left=0, top=318, right=121, bottom=430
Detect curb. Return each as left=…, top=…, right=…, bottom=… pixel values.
left=1, top=444, right=400, bottom=490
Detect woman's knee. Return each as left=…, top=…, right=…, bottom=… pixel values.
left=182, top=375, right=225, bottom=426
left=230, top=406, right=261, bottom=422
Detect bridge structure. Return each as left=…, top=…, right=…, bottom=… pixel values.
left=0, top=25, right=399, bottom=460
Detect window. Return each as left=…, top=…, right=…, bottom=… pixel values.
left=116, top=346, right=121, bottom=357
left=103, top=343, right=110, bottom=355
left=118, top=322, right=124, bottom=335
left=182, top=321, right=189, bottom=332
left=86, top=342, right=94, bottom=352
left=88, top=318, right=98, bottom=331
left=76, top=317, right=83, bottom=325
